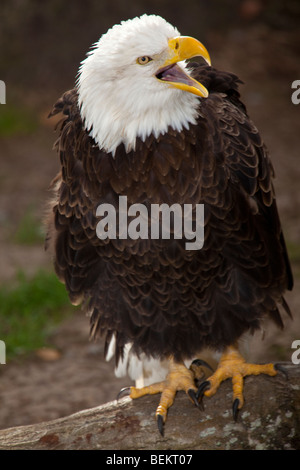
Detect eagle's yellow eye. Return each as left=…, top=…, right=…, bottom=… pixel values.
left=137, top=56, right=152, bottom=65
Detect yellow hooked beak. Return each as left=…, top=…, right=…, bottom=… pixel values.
left=156, top=36, right=211, bottom=98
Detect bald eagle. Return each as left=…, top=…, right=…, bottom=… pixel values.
left=47, top=14, right=293, bottom=435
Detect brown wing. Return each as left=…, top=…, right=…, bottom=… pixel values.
left=194, top=67, right=293, bottom=297
left=193, top=67, right=293, bottom=327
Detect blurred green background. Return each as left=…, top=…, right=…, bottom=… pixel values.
left=0, top=0, right=299, bottom=428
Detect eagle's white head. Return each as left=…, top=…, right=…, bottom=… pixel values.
left=77, top=14, right=211, bottom=155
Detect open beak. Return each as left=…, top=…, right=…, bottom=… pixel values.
left=156, top=36, right=211, bottom=98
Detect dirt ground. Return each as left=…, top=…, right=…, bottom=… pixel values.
left=0, top=24, right=299, bottom=432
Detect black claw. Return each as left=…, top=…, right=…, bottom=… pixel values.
left=232, top=398, right=240, bottom=422
left=117, top=387, right=131, bottom=401
left=157, top=414, right=164, bottom=437
left=196, top=380, right=210, bottom=401
left=191, top=358, right=214, bottom=373
left=188, top=388, right=204, bottom=410
left=274, top=363, right=289, bottom=380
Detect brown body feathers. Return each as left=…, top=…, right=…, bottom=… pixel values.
left=47, top=64, right=293, bottom=364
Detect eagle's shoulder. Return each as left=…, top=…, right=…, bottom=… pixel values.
left=191, top=63, right=246, bottom=112
left=48, top=88, right=80, bottom=122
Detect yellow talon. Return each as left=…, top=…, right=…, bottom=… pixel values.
left=123, top=357, right=209, bottom=435
left=129, top=382, right=165, bottom=399
left=200, top=344, right=277, bottom=415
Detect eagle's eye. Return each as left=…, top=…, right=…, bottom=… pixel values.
left=137, top=56, right=152, bottom=65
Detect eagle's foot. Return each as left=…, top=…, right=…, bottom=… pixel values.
left=119, top=358, right=211, bottom=436
left=154, top=360, right=203, bottom=436
left=196, top=344, right=277, bottom=420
